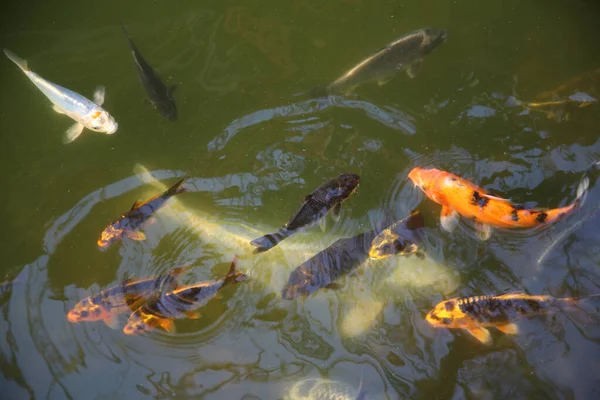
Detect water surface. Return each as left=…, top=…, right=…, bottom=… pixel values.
left=1, top=1, right=600, bottom=398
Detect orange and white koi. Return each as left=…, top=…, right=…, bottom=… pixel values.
left=425, top=292, right=598, bottom=345
left=408, top=167, right=590, bottom=240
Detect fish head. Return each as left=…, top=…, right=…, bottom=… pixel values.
left=88, top=110, right=118, bottom=134
left=425, top=298, right=468, bottom=329
left=67, top=297, right=107, bottom=323
left=408, top=167, right=443, bottom=198
left=337, top=173, right=361, bottom=198
left=369, top=230, right=418, bottom=260
left=421, top=28, right=447, bottom=54
left=97, top=222, right=125, bottom=249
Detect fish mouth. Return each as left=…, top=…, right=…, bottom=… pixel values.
left=67, top=311, right=80, bottom=323
left=106, top=122, right=118, bottom=135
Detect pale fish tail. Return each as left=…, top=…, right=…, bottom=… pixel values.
left=3, top=48, right=29, bottom=72
left=250, top=228, right=291, bottom=253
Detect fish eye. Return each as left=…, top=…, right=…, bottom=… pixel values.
left=441, top=318, right=451, bottom=325
left=81, top=310, right=89, bottom=317
left=381, top=243, right=391, bottom=252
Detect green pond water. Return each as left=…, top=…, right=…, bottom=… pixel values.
left=1, top=0, right=600, bottom=399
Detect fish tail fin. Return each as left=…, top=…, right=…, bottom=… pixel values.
left=572, top=160, right=599, bottom=206
left=250, top=229, right=290, bottom=253
left=3, top=49, right=29, bottom=72
left=166, top=174, right=189, bottom=196
left=224, top=255, right=249, bottom=284
left=404, top=208, right=425, bottom=230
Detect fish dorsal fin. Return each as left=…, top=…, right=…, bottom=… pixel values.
left=404, top=208, right=425, bottom=230
left=93, top=86, right=105, bottom=106
left=304, top=194, right=313, bottom=202
left=131, top=200, right=143, bottom=210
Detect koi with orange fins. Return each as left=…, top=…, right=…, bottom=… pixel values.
left=123, top=256, right=248, bottom=335
left=425, top=292, right=600, bottom=345
left=98, top=175, right=189, bottom=249
left=67, top=266, right=190, bottom=328
left=408, top=167, right=591, bottom=240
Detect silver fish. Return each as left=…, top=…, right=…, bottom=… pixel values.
left=314, top=27, right=447, bottom=95
left=4, top=48, right=118, bottom=143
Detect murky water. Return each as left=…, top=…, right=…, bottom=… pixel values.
left=1, top=1, right=600, bottom=398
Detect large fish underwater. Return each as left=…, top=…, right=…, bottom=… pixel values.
left=123, top=256, right=248, bottom=335
left=426, top=292, right=600, bottom=345
left=250, top=173, right=360, bottom=253
left=311, top=27, right=447, bottom=96
left=67, top=266, right=190, bottom=328
left=282, top=210, right=423, bottom=300
left=98, top=176, right=188, bottom=249
left=121, top=24, right=177, bottom=120
left=408, top=166, right=591, bottom=240
left=3, top=48, right=118, bottom=143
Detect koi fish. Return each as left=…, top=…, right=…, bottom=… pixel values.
left=425, top=292, right=599, bottom=345
left=281, top=229, right=377, bottom=300
left=368, top=209, right=425, bottom=260
left=98, top=176, right=188, bottom=249
left=67, top=266, right=190, bottom=328
left=250, top=173, right=360, bottom=253
left=3, top=48, right=118, bottom=143
left=123, top=256, right=248, bottom=335
left=310, top=27, right=447, bottom=96
left=121, top=24, right=177, bottom=121
left=408, top=167, right=590, bottom=240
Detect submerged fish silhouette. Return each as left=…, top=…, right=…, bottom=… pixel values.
left=310, top=27, right=447, bottom=96
left=121, top=24, right=177, bottom=120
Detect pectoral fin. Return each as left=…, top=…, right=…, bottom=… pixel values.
left=318, top=216, right=327, bottom=232
left=377, top=76, right=393, bottom=86
left=93, top=86, right=106, bottom=106
left=495, top=323, right=519, bottom=335
left=64, top=123, right=84, bottom=144
left=440, top=207, right=459, bottom=233
left=474, top=222, right=492, bottom=241
left=103, top=313, right=120, bottom=329
left=184, top=311, right=201, bottom=319
left=464, top=326, right=492, bottom=345
left=52, top=104, right=65, bottom=114
left=125, top=230, right=146, bottom=241
left=331, top=203, right=342, bottom=222
left=160, top=319, right=176, bottom=333
left=406, top=60, right=423, bottom=79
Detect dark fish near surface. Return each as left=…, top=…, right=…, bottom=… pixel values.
left=282, top=230, right=376, bottom=300
left=121, top=24, right=177, bottom=120
left=67, top=266, right=190, bottom=328
left=250, top=173, right=360, bottom=253
left=123, top=256, right=248, bottom=335
left=98, top=176, right=188, bottom=249
left=311, top=27, right=447, bottom=96
left=426, top=292, right=600, bottom=345
left=368, top=209, right=425, bottom=260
